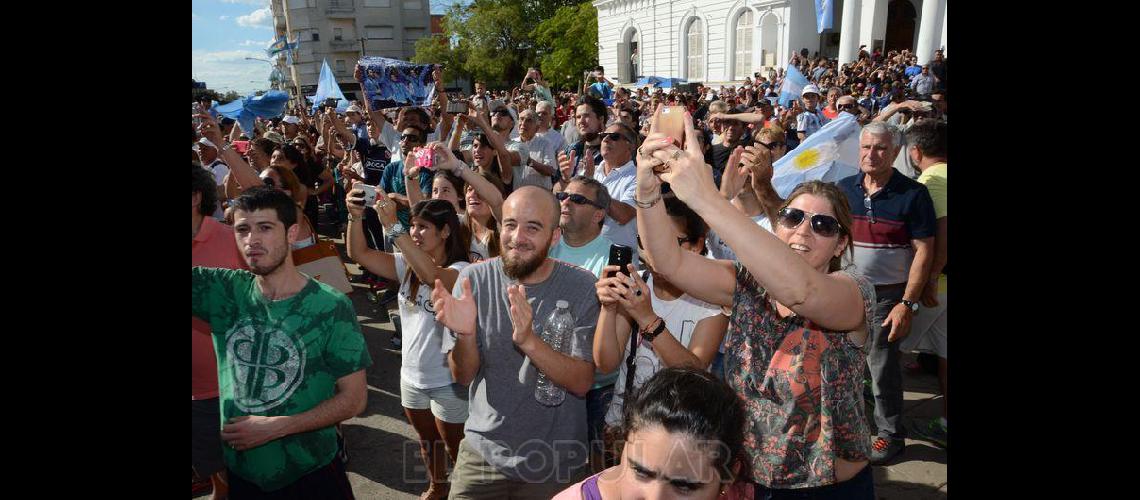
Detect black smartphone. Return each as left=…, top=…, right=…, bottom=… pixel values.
left=606, top=244, right=633, bottom=279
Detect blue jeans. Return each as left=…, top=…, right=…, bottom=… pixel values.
left=753, top=465, right=874, bottom=499
left=586, top=384, right=614, bottom=466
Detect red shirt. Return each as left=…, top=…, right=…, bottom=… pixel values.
left=822, top=107, right=839, bottom=120
left=191, top=216, right=247, bottom=400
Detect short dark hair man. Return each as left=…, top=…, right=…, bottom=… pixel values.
left=434, top=186, right=600, bottom=498
left=549, top=176, right=613, bottom=277
left=556, top=95, right=608, bottom=183
left=192, top=186, right=372, bottom=497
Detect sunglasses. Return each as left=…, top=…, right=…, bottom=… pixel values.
left=776, top=207, right=842, bottom=238
left=600, top=132, right=631, bottom=143
left=863, top=195, right=875, bottom=224
left=555, top=191, right=605, bottom=208
left=400, top=134, right=424, bottom=143
left=836, top=103, right=857, bottom=110
left=758, top=141, right=786, bottom=150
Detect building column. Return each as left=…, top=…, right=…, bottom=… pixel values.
left=838, top=0, right=862, bottom=67
left=939, top=3, right=947, bottom=56
left=777, top=21, right=786, bottom=69
left=916, top=0, right=945, bottom=64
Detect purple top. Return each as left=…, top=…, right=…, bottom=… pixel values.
left=580, top=471, right=603, bottom=499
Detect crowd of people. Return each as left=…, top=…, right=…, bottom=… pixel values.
left=193, top=45, right=947, bottom=500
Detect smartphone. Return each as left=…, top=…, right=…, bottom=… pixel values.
left=446, top=101, right=469, bottom=115
left=414, top=147, right=435, bottom=170
left=356, top=184, right=379, bottom=208
left=606, top=244, right=633, bottom=279
left=656, top=106, right=686, bottom=147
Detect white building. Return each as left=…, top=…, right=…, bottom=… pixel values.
left=593, top=0, right=946, bottom=85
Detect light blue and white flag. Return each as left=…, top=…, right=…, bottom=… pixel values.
left=778, top=65, right=809, bottom=107
left=770, top=112, right=861, bottom=199
left=309, top=59, right=349, bottom=114
left=815, top=0, right=834, bottom=33
left=212, top=90, right=290, bottom=136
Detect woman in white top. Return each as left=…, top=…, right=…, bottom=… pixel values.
left=345, top=191, right=470, bottom=500
left=593, top=194, right=729, bottom=464
left=406, top=142, right=506, bottom=264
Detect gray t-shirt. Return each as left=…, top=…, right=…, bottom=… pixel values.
left=442, top=257, right=600, bottom=482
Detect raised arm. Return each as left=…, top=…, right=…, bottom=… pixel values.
left=648, top=109, right=866, bottom=331
left=593, top=268, right=635, bottom=374
left=196, top=108, right=262, bottom=191
left=378, top=193, right=461, bottom=291
left=344, top=183, right=398, bottom=280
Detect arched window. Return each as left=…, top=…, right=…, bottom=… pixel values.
left=686, top=18, right=704, bottom=81
left=735, top=10, right=753, bottom=79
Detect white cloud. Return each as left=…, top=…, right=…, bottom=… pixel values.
left=219, top=15, right=229, bottom=21
left=191, top=49, right=276, bottom=95
left=240, top=39, right=271, bottom=47
left=236, top=7, right=272, bottom=29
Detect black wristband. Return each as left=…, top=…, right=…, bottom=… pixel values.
left=640, top=317, right=666, bottom=343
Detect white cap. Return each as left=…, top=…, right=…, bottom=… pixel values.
left=345, top=104, right=363, bottom=114
left=801, top=84, right=821, bottom=97
left=281, top=115, right=302, bottom=125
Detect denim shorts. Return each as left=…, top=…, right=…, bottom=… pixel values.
left=399, top=379, right=469, bottom=424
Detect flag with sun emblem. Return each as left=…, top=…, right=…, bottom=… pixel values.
left=770, top=112, right=861, bottom=198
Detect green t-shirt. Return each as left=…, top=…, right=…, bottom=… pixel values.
left=191, top=267, right=372, bottom=491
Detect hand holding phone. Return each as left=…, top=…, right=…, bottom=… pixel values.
left=655, top=106, right=686, bottom=148
left=606, top=244, right=633, bottom=279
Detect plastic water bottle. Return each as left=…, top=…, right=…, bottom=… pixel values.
left=535, top=300, right=575, bottom=406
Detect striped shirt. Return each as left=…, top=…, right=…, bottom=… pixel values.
left=838, top=171, right=937, bottom=285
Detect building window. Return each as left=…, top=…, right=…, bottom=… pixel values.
left=336, top=60, right=346, bottom=73
left=685, top=18, right=704, bottom=81
left=312, top=32, right=320, bottom=41
left=403, top=0, right=421, bottom=10
left=334, top=28, right=343, bottom=41
left=364, top=0, right=391, bottom=6
left=366, top=26, right=394, bottom=39
left=405, top=27, right=426, bottom=40
left=735, top=11, right=753, bottom=80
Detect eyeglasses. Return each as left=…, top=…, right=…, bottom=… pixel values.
left=863, top=195, right=875, bottom=224
left=400, top=134, right=424, bottom=143
left=776, top=207, right=842, bottom=238
left=599, top=132, right=630, bottom=143
left=836, top=103, right=857, bottom=111
left=555, top=191, right=605, bottom=208
left=758, top=141, right=786, bottom=150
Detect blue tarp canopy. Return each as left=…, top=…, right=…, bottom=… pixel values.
left=635, top=76, right=688, bottom=88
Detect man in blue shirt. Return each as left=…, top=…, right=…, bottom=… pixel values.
left=584, top=66, right=616, bottom=105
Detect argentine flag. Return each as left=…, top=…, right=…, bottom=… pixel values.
left=770, top=112, right=861, bottom=199
left=309, top=59, right=350, bottom=115
left=815, top=0, right=834, bottom=33
left=212, top=90, right=290, bottom=136
left=778, top=65, right=809, bottom=108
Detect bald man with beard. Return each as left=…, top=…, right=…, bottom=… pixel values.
left=435, top=186, right=601, bottom=498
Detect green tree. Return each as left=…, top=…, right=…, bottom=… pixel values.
left=532, top=1, right=598, bottom=91
left=220, top=90, right=243, bottom=103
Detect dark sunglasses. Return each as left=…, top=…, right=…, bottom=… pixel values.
left=836, top=103, right=857, bottom=110
left=599, top=132, right=630, bottom=143
left=400, top=134, right=424, bottom=143
left=555, top=191, right=605, bottom=208
left=758, top=141, right=786, bottom=150
left=637, top=234, right=692, bottom=248
left=776, top=207, right=842, bottom=238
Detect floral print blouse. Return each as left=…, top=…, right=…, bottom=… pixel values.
left=725, top=263, right=876, bottom=489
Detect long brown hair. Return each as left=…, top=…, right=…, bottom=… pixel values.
left=780, top=181, right=854, bottom=273
left=405, top=199, right=468, bottom=299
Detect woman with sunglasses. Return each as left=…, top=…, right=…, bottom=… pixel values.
left=592, top=194, right=728, bottom=468
left=634, top=106, right=877, bottom=498
left=257, top=166, right=317, bottom=249
left=403, top=142, right=506, bottom=264
left=345, top=192, right=471, bottom=500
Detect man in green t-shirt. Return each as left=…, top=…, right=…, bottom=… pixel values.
left=192, top=186, right=372, bottom=497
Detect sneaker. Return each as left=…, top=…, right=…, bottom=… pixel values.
left=869, top=436, right=904, bottom=465
left=910, top=418, right=948, bottom=449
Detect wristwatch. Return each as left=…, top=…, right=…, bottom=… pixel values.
left=640, top=317, right=666, bottom=343
left=901, top=300, right=919, bottom=313
left=386, top=222, right=408, bottom=241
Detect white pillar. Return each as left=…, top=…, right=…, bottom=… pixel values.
left=939, top=4, right=947, bottom=56
left=838, top=0, right=862, bottom=67
left=916, top=0, right=945, bottom=64
left=778, top=21, right=786, bottom=69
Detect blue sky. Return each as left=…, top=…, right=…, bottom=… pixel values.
left=192, top=0, right=455, bottom=95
